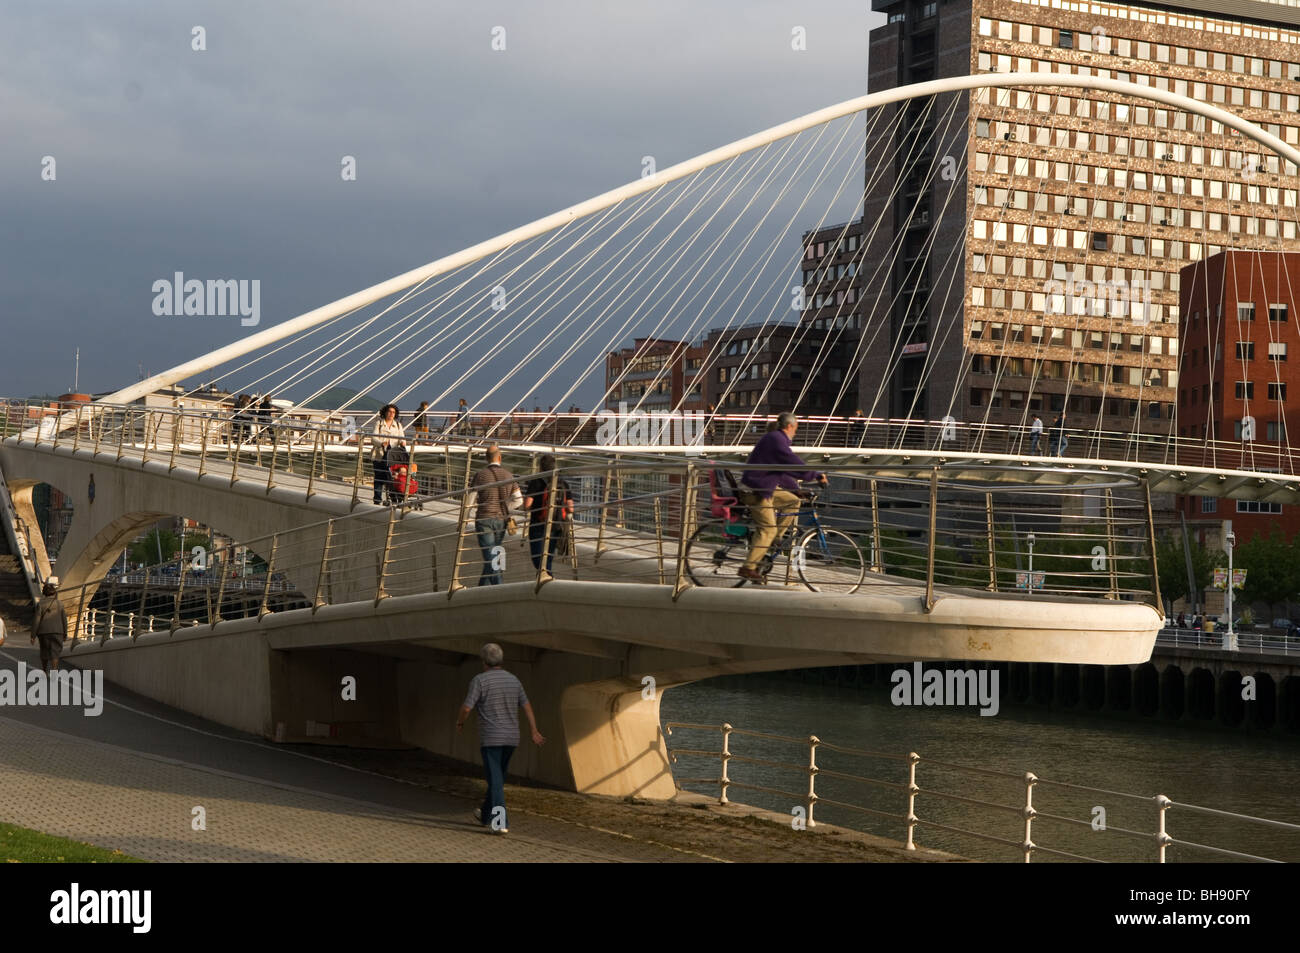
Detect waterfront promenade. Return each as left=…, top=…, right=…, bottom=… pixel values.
left=0, top=640, right=951, bottom=863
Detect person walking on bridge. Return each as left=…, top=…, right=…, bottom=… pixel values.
left=371, top=403, right=406, bottom=505
left=31, top=578, right=67, bottom=674
left=457, top=643, right=545, bottom=834
left=739, top=413, right=826, bottom=584
left=470, top=445, right=519, bottom=586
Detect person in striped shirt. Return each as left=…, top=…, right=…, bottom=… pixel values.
left=457, top=643, right=545, bottom=834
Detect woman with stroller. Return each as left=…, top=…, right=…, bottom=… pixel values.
left=371, top=403, right=406, bottom=505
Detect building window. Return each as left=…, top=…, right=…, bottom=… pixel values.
left=1236, top=342, right=1255, bottom=360
left=1201, top=497, right=1217, bottom=514
left=1235, top=381, right=1254, bottom=399
left=1269, top=342, right=1287, bottom=361
left=1059, top=30, right=1073, bottom=50
left=1238, top=302, right=1255, bottom=322
left=1269, top=303, right=1288, bottom=323
left=1268, top=421, right=1283, bottom=441
left=1237, top=500, right=1283, bottom=514
left=1269, top=382, right=1287, bottom=401
left=1091, top=232, right=1108, bottom=252
left=921, top=2, right=937, bottom=18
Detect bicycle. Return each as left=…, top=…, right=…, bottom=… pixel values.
left=685, top=484, right=866, bottom=593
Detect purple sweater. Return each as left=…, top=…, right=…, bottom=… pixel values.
left=742, top=430, right=820, bottom=497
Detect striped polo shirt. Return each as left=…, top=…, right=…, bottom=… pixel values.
left=463, top=668, right=529, bottom=747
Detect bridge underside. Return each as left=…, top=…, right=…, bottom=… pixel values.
left=63, top=580, right=1159, bottom=797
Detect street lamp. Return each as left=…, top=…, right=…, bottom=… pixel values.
left=1027, top=532, right=1036, bottom=592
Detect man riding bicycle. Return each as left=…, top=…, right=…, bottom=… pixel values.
left=739, top=412, right=827, bottom=583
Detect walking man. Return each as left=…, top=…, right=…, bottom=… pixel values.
left=31, top=578, right=67, bottom=674
left=470, top=445, right=518, bottom=585
left=1029, top=413, right=1044, bottom=454
left=456, top=643, right=545, bottom=834
left=740, top=412, right=826, bottom=583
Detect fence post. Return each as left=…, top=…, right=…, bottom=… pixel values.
left=905, top=752, right=920, bottom=850
left=141, top=412, right=152, bottom=467
left=258, top=535, right=278, bottom=620
left=1155, top=795, right=1172, bottom=863
left=266, top=423, right=279, bottom=494
left=807, top=734, right=820, bottom=829
left=924, top=467, right=938, bottom=611
left=71, top=404, right=83, bottom=453
left=313, top=520, right=334, bottom=612
left=92, top=406, right=104, bottom=456
left=230, top=423, right=243, bottom=486
left=672, top=463, right=698, bottom=600
left=719, top=723, right=733, bottom=806
left=306, top=430, right=322, bottom=500
left=375, top=507, right=396, bottom=605
left=171, top=554, right=186, bottom=634
left=116, top=408, right=129, bottom=462
left=1022, top=771, right=1038, bottom=863
left=168, top=410, right=180, bottom=472
left=137, top=568, right=151, bottom=631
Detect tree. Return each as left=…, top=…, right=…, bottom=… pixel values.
left=129, top=528, right=180, bottom=567
left=1234, top=527, right=1297, bottom=610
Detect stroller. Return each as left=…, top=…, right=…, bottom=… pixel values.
left=386, top=446, right=417, bottom=506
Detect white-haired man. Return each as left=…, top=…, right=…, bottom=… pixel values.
left=456, top=643, right=544, bottom=834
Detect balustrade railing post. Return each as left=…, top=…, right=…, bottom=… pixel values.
left=92, top=406, right=104, bottom=456
left=211, top=547, right=228, bottom=628
left=905, top=752, right=920, bottom=850
left=535, top=468, right=560, bottom=590
left=870, top=478, right=882, bottom=572
left=351, top=436, right=366, bottom=510
left=1143, top=480, right=1162, bottom=614
left=266, top=423, right=280, bottom=494
left=107, top=609, right=116, bottom=642
left=719, top=723, right=732, bottom=805
left=127, top=611, right=136, bottom=640
left=1104, top=488, right=1119, bottom=599
left=116, top=408, right=129, bottom=462
left=1023, top=772, right=1038, bottom=863
left=171, top=554, right=186, bottom=634
left=72, top=404, right=84, bottom=453
left=198, top=414, right=212, bottom=477
left=375, top=507, right=396, bottom=605
left=653, top=497, right=665, bottom=584
left=168, top=410, right=180, bottom=472
left=73, top=582, right=88, bottom=644
left=986, top=491, right=998, bottom=591
left=1155, top=795, right=1172, bottom=863
left=141, top=412, right=153, bottom=467
left=924, top=467, right=938, bottom=611
left=595, top=460, right=614, bottom=562
left=258, top=535, right=279, bottom=620
left=306, top=430, right=322, bottom=500
left=448, top=487, right=471, bottom=597
left=807, top=734, right=820, bottom=829
left=137, top=568, right=150, bottom=632
left=671, top=464, right=698, bottom=600
left=313, top=521, right=335, bottom=612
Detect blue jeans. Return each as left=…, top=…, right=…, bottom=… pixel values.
left=480, top=745, right=516, bottom=829
left=476, top=519, right=506, bottom=586
left=528, top=520, right=562, bottom=573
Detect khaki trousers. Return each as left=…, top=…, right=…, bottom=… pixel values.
left=744, top=489, right=802, bottom=570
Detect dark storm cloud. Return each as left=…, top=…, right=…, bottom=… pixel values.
left=0, top=0, right=877, bottom=400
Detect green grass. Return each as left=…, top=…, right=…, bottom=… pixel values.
left=1, top=822, right=144, bottom=863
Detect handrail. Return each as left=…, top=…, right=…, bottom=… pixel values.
left=664, top=721, right=1299, bottom=862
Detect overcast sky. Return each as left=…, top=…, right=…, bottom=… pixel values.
left=1, top=1, right=879, bottom=403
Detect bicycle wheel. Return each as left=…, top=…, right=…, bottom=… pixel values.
left=685, top=519, right=753, bottom=587
left=795, top=527, right=866, bottom=594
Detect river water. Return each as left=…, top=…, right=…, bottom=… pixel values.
left=660, top=672, right=1300, bottom=862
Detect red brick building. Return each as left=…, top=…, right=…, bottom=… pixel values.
left=1177, top=249, right=1300, bottom=542
left=604, top=338, right=707, bottom=412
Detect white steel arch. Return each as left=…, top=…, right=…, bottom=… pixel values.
left=103, top=71, right=1300, bottom=407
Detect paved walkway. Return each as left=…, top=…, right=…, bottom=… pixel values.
left=0, top=643, right=702, bottom=862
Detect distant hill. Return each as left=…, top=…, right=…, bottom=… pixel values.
left=313, top=387, right=384, bottom=413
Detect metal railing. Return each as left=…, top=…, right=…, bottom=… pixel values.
left=53, top=454, right=1163, bottom=646
left=5, top=397, right=1300, bottom=479
left=665, top=721, right=1300, bottom=862
left=1156, top=627, right=1300, bottom=656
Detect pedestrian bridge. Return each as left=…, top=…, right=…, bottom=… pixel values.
left=3, top=401, right=1166, bottom=796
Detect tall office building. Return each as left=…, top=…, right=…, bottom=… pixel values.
left=830, top=0, right=1300, bottom=438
